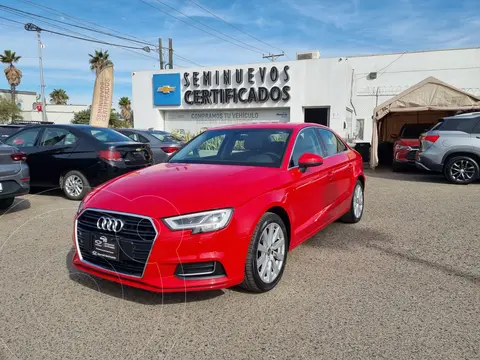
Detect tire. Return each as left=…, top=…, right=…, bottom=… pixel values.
left=443, top=156, right=479, bottom=185
left=0, top=197, right=15, bottom=210
left=62, top=170, right=90, bottom=200
left=240, top=212, right=288, bottom=293
left=339, top=179, right=364, bottom=223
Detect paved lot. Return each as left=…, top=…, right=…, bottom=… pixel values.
left=0, top=170, right=479, bottom=360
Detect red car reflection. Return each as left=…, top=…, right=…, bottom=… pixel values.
left=72, top=123, right=366, bottom=293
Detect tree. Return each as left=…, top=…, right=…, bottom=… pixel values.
left=49, top=88, right=69, bottom=105
left=0, top=50, right=22, bottom=103
left=0, top=97, right=22, bottom=123
left=71, top=108, right=131, bottom=128
left=88, top=49, right=113, bottom=76
left=118, top=97, right=132, bottom=122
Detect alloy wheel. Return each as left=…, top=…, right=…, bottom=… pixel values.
left=65, top=175, right=84, bottom=197
left=256, top=222, right=285, bottom=284
left=450, top=159, right=476, bottom=183
left=353, top=184, right=364, bottom=219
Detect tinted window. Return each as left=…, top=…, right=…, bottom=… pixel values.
left=5, top=128, right=42, bottom=147
left=124, top=132, right=138, bottom=142
left=137, top=134, right=150, bottom=143
left=290, top=128, right=324, bottom=167
left=0, top=126, right=23, bottom=138
left=40, top=128, right=78, bottom=146
left=169, top=128, right=292, bottom=167
left=317, top=128, right=347, bottom=156
left=150, top=131, right=183, bottom=143
left=400, top=124, right=434, bottom=138
left=80, top=127, right=133, bottom=143
left=436, top=117, right=479, bottom=133
left=473, top=120, right=480, bottom=133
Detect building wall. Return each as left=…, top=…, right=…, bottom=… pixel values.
left=132, top=58, right=354, bottom=137
left=348, top=47, right=480, bottom=142
left=0, top=90, right=88, bottom=124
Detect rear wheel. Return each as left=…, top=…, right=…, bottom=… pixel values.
left=0, top=197, right=14, bottom=210
left=340, top=179, right=364, bottom=223
left=62, top=170, right=90, bottom=200
left=444, top=156, right=479, bottom=185
left=240, top=212, right=288, bottom=293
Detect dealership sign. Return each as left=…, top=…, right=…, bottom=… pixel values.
left=152, top=65, right=291, bottom=107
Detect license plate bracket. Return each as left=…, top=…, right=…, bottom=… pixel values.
left=91, top=234, right=120, bottom=261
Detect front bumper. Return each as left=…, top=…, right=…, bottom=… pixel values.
left=72, top=208, right=249, bottom=293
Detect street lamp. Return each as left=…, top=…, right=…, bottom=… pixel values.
left=24, top=23, right=46, bottom=122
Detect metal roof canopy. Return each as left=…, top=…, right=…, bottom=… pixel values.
left=373, top=76, right=480, bottom=121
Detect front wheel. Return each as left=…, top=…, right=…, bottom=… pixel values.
left=444, top=156, right=479, bottom=185
left=62, top=170, right=91, bottom=200
left=240, top=212, right=288, bottom=293
left=339, top=179, right=364, bottom=223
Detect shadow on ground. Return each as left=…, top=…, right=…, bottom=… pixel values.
left=365, top=166, right=449, bottom=184
left=305, top=224, right=480, bottom=286
left=65, top=248, right=225, bottom=305
left=0, top=197, right=31, bottom=215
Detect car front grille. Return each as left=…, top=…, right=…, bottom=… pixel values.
left=76, top=209, right=157, bottom=277
left=406, top=150, right=418, bottom=161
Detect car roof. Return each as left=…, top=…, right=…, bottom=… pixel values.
left=208, top=122, right=324, bottom=131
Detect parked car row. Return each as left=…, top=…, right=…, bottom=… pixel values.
left=0, top=124, right=185, bottom=207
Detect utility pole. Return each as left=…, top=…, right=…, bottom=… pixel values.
left=37, top=31, right=46, bottom=122
left=168, top=38, right=173, bottom=69
left=263, top=52, right=285, bottom=62
left=158, top=38, right=164, bottom=70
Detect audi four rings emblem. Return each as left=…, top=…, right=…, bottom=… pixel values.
left=97, top=216, right=124, bottom=232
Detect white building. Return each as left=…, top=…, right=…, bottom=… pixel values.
left=132, top=47, right=480, bottom=148
left=0, top=89, right=88, bottom=124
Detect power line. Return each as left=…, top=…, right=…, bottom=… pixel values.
left=139, top=0, right=265, bottom=55
left=151, top=0, right=267, bottom=54
left=3, top=4, right=202, bottom=67
left=187, top=0, right=287, bottom=55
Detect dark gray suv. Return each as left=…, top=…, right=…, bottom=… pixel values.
left=415, top=112, right=480, bottom=184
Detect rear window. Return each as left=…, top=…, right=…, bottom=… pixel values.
left=149, top=131, right=183, bottom=143
left=81, top=127, right=134, bottom=143
left=434, top=117, right=480, bottom=133
left=0, top=126, right=23, bottom=138
left=400, top=124, right=434, bottom=138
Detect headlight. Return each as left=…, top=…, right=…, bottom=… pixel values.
left=395, top=145, right=411, bottom=151
left=163, top=208, right=233, bottom=234
left=77, top=200, right=85, bottom=214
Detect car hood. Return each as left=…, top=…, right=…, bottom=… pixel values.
left=84, top=162, right=282, bottom=218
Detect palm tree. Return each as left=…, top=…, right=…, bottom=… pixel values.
left=118, top=97, right=132, bottom=122
left=88, top=49, right=113, bottom=76
left=49, top=88, right=69, bottom=105
left=0, top=50, right=22, bottom=102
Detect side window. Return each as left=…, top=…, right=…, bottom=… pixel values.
left=470, top=119, right=480, bottom=134
left=290, top=128, right=323, bottom=167
left=137, top=134, right=150, bottom=143
left=5, top=128, right=42, bottom=147
left=125, top=133, right=138, bottom=142
left=40, top=128, right=78, bottom=146
left=316, top=128, right=347, bottom=157
left=441, top=118, right=479, bottom=133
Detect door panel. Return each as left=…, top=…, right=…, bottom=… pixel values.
left=287, top=127, right=333, bottom=246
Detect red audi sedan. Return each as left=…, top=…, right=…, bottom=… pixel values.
left=72, top=123, right=365, bottom=293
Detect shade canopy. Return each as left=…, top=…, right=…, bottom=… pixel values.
left=369, top=77, right=480, bottom=169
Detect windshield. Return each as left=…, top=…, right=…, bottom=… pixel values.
left=81, top=127, right=134, bottom=143
left=168, top=128, right=293, bottom=167
left=149, top=131, right=183, bottom=143
left=400, top=124, right=434, bottom=138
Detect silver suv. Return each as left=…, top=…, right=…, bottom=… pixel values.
left=415, top=112, right=480, bottom=184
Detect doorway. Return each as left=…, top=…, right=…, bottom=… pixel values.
left=304, top=107, right=329, bottom=126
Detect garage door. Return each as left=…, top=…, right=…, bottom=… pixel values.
left=164, top=108, right=290, bottom=134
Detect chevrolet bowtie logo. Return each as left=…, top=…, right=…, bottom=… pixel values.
left=157, top=85, right=176, bottom=94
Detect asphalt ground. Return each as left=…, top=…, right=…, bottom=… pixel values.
left=0, top=168, right=478, bottom=360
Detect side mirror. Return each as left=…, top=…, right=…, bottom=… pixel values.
left=298, top=153, right=324, bottom=172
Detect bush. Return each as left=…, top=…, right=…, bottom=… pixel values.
left=72, top=108, right=131, bottom=128
left=0, top=97, right=23, bottom=123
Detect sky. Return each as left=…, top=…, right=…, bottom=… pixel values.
left=0, top=0, right=478, bottom=107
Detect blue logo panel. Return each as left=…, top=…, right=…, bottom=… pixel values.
left=153, top=73, right=181, bottom=106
